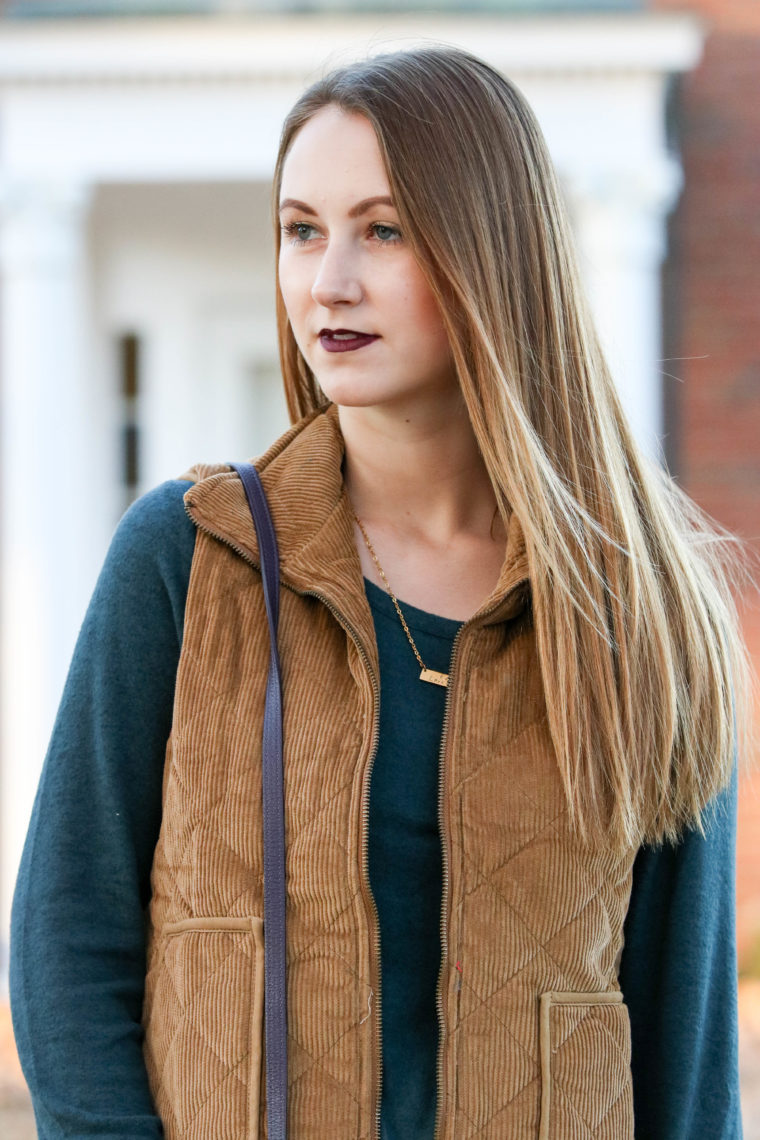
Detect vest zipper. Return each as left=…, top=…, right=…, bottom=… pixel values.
left=432, top=586, right=527, bottom=1140
left=432, top=622, right=463, bottom=1140
left=182, top=498, right=385, bottom=1140
left=298, top=588, right=383, bottom=1140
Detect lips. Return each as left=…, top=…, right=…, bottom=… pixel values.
left=319, top=328, right=380, bottom=354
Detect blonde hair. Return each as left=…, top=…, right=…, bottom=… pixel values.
left=271, top=45, right=758, bottom=850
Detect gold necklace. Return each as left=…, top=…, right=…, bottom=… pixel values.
left=351, top=510, right=449, bottom=688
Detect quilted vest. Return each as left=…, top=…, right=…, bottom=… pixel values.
left=142, top=403, right=638, bottom=1140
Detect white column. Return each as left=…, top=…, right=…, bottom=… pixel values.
left=0, top=179, right=93, bottom=984
left=566, top=158, right=682, bottom=464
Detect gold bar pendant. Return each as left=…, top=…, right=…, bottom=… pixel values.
left=420, top=668, right=448, bottom=688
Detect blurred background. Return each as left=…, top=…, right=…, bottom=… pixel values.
left=0, top=0, right=757, bottom=1136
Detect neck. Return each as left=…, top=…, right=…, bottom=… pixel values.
left=337, top=392, right=506, bottom=546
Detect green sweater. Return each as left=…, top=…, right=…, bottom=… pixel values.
left=10, top=479, right=744, bottom=1138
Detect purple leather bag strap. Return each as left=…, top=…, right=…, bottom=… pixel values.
left=228, top=460, right=288, bottom=1140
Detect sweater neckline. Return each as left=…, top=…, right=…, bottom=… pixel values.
left=363, top=575, right=463, bottom=640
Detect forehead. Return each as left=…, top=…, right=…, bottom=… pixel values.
left=280, top=105, right=391, bottom=201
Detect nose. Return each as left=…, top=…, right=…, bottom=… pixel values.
left=310, top=241, right=363, bottom=308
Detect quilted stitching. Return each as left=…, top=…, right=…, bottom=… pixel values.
left=144, top=539, right=374, bottom=1139
left=548, top=1002, right=633, bottom=1136
left=144, top=412, right=636, bottom=1139
left=439, top=629, right=635, bottom=1138
left=148, top=929, right=260, bottom=1138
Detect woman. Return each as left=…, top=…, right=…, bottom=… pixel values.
left=10, top=45, right=754, bottom=1140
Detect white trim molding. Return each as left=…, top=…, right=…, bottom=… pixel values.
left=0, top=12, right=704, bottom=85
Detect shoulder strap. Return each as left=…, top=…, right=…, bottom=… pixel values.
left=228, top=461, right=288, bottom=1140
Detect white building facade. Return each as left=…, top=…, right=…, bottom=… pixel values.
left=0, top=9, right=703, bottom=979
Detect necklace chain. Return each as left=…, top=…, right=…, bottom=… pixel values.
left=351, top=509, right=449, bottom=687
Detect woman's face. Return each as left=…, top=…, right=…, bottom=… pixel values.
left=277, top=104, right=457, bottom=412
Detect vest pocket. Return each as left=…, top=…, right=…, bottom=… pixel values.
left=145, top=916, right=265, bottom=1140
left=537, top=990, right=634, bottom=1140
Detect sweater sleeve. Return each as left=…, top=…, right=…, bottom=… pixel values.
left=620, top=756, right=743, bottom=1140
left=9, top=479, right=197, bottom=1140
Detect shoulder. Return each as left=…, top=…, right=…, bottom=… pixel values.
left=117, top=477, right=196, bottom=541
left=109, top=479, right=197, bottom=576
left=87, top=480, right=198, bottom=646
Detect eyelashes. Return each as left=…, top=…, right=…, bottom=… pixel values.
left=280, top=221, right=402, bottom=246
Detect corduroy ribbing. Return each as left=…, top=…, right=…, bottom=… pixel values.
left=142, top=405, right=636, bottom=1139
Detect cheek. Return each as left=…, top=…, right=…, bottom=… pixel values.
left=278, top=256, right=308, bottom=321
left=402, top=277, right=450, bottom=350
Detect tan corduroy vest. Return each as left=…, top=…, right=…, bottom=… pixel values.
left=142, top=403, right=637, bottom=1140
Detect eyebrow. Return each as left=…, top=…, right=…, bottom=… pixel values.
left=278, top=195, right=396, bottom=218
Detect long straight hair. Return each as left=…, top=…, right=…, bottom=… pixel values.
left=271, top=45, right=758, bottom=851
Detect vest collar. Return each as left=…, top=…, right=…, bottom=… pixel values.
left=183, top=402, right=531, bottom=632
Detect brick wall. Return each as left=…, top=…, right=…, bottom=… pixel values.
left=650, top=0, right=760, bottom=965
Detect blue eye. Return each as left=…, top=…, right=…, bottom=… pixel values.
left=280, top=221, right=402, bottom=246
left=372, top=224, right=401, bottom=242
left=280, top=222, right=315, bottom=245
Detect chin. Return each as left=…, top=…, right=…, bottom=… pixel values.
left=315, top=376, right=409, bottom=409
